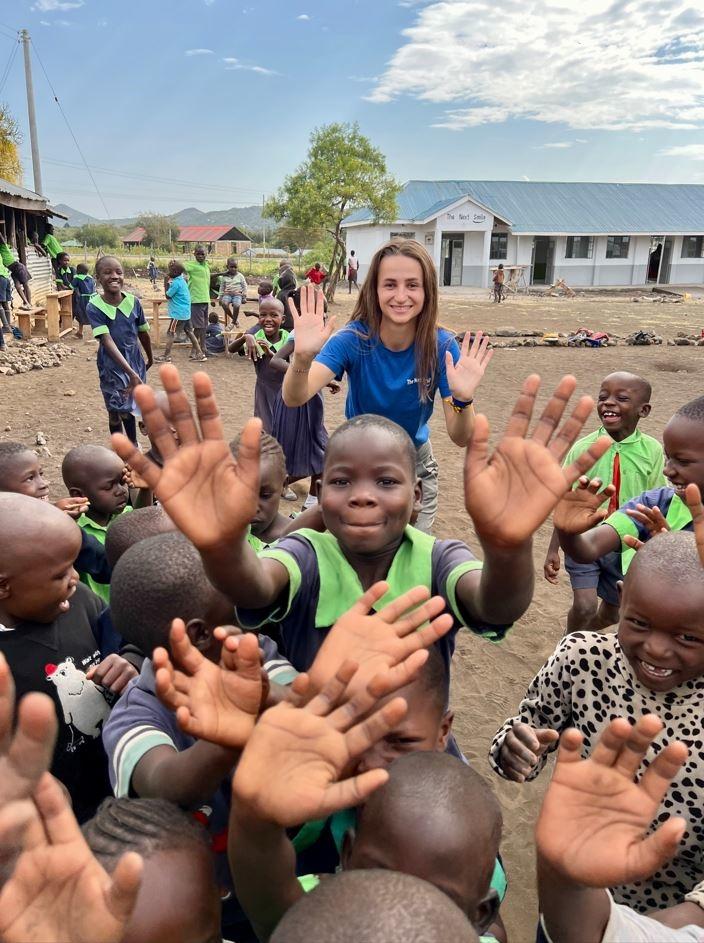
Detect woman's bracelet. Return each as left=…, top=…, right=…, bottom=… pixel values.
left=445, top=396, right=474, bottom=413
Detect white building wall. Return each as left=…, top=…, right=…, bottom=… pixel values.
left=344, top=223, right=704, bottom=288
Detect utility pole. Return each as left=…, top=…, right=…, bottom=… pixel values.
left=21, top=30, right=43, bottom=195
left=262, top=193, right=266, bottom=255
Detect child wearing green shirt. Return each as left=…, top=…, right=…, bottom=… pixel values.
left=544, top=372, right=663, bottom=633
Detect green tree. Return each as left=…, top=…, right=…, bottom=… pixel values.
left=75, top=222, right=121, bottom=248
left=264, top=123, right=399, bottom=300
left=136, top=212, right=177, bottom=250
left=0, top=104, right=22, bottom=185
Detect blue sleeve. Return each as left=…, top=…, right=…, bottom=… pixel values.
left=165, top=281, right=176, bottom=299
left=76, top=530, right=112, bottom=584
left=315, top=327, right=357, bottom=378
left=614, top=487, right=672, bottom=543
left=438, top=334, right=460, bottom=399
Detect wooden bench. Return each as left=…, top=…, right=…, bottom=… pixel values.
left=45, top=290, right=74, bottom=341
left=146, top=297, right=168, bottom=347
left=16, top=306, right=48, bottom=340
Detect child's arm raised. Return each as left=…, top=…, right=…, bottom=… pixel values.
left=553, top=476, right=621, bottom=562
left=282, top=284, right=337, bottom=406
left=457, top=375, right=611, bottom=625
left=536, top=716, right=688, bottom=943
left=229, top=661, right=409, bottom=943
left=111, top=366, right=290, bottom=609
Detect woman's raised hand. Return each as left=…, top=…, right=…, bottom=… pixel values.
left=288, top=284, right=335, bottom=360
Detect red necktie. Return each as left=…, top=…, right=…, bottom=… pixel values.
left=608, top=451, right=621, bottom=515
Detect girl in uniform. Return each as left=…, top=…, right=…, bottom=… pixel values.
left=86, top=256, right=152, bottom=445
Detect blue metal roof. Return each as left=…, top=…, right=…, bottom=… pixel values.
left=343, top=180, right=704, bottom=234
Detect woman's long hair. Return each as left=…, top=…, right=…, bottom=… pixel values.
left=350, top=239, right=440, bottom=403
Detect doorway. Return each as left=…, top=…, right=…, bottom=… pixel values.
left=647, top=236, right=672, bottom=284
left=441, top=234, right=464, bottom=286
left=531, top=237, right=555, bottom=285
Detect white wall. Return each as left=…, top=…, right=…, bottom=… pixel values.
left=344, top=224, right=436, bottom=282
left=669, top=236, right=704, bottom=285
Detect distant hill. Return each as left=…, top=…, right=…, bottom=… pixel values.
left=55, top=203, right=272, bottom=234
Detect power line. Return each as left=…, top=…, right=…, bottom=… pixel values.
left=43, top=156, right=264, bottom=196
left=28, top=36, right=111, bottom=218
left=0, top=25, right=19, bottom=41
left=0, top=35, right=18, bottom=97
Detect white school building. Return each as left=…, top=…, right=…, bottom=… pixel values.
left=342, top=180, right=704, bottom=289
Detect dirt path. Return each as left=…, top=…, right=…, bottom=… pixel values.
left=3, top=284, right=703, bottom=941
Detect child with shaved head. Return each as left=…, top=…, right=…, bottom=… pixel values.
left=272, top=870, right=479, bottom=943
left=492, top=527, right=704, bottom=913
left=0, top=493, right=136, bottom=822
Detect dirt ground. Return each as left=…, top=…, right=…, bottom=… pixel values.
left=3, top=282, right=704, bottom=941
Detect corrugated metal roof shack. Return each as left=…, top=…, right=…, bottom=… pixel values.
left=0, top=178, right=67, bottom=305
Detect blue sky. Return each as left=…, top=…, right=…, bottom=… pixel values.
left=2, top=0, right=704, bottom=218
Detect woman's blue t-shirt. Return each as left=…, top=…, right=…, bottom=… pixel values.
left=315, top=321, right=460, bottom=447
left=165, top=274, right=191, bottom=320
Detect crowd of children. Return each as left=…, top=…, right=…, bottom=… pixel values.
left=1, top=237, right=704, bottom=943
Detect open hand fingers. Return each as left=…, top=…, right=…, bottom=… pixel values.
left=3, top=692, right=57, bottom=799
left=343, top=696, right=408, bottom=758
left=563, top=436, right=613, bottom=486
left=627, top=817, right=687, bottom=882
left=639, top=740, right=688, bottom=805
left=305, top=661, right=358, bottom=717
left=111, top=434, right=162, bottom=491
left=107, top=851, right=144, bottom=926
left=623, top=535, right=645, bottom=552
left=349, top=582, right=391, bottom=616
left=222, top=631, right=261, bottom=676
left=376, top=585, right=433, bottom=625
left=169, top=619, right=203, bottom=675
left=464, top=412, right=490, bottom=477
left=504, top=374, right=541, bottom=439
left=0, top=652, right=16, bottom=752
left=589, top=717, right=644, bottom=768
left=133, top=380, right=179, bottom=462
left=156, top=364, right=202, bottom=447
left=317, top=769, right=390, bottom=819
left=531, top=375, right=577, bottom=447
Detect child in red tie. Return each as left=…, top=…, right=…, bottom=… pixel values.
left=543, top=372, right=663, bottom=632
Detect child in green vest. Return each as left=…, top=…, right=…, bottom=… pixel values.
left=61, top=444, right=131, bottom=602
left=544, top=371, right=664, bottom=632
left=554, top=393, right=704, bottom=571
left=112, top=364, right=611, bottom=683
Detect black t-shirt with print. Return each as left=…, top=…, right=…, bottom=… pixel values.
left=0, top=583, right=115, bottom=822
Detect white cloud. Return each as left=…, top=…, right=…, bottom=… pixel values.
left=185, top=48, right=214, bottom=56
left=224, top=61, right=279, bottom=75
left=575, top=138, right=589, bottom=144
left=541, top=142, right=573, bottom=149
left=204, top=0, right=216, bottom=5
left=660, top=144, right=704, bottom=159
left=370, top=0, right=704, bottom=131
left=32, top=0, right=82, bottom=9
left=297, top=13, right=310, bottom=19
left=39, top=20, right=51, bottom=25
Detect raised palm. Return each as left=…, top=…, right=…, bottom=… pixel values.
left=536, top=716, right=688, bottom=888
left=233, top=663, right=406, bottom=827
left=0, top=775, right=142, bottom=943
left=553, top=478, right=615, bottom=534
left=465, top=375, right=611, bottom=548
left=287, top=283, right=335, bottom=360
left=154, top=621, right=263, bottom=749
left=0, top=656, right=57, bottom=810
left=111, top=366, right=260, bottom=551
left=445, top=330, right=493, bottom=402
left=306, top=582, right=453, bottom=698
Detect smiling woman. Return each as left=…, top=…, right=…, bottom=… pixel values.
left=282, top=239, right=493, bottom=532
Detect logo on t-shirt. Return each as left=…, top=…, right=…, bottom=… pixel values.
left=45, top=657, right=111, bottom=751
left=406, top=376, right=432, bottom=387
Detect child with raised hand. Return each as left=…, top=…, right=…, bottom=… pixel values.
left=0, top=493, right=137, bottom=823
left=103, top=530, right=296, bottom=941
left=228, top=297, right=290, bottom=433
left=554, top=393, right=704, bottom=574
left=282, top=241, right=494, bottom=532
left=86, top=255, right=153, bottom=446
left=112, top=364, right=609, bottom=689
left=70, top=262, right=96, bottom=340
left=227, top=649, right=506, bottom=943
left=61, top=445, right=132, bottom=603
left=0, top=656, right=143, bottom=943
left=158, top=260, right=206, bottom=363
left=491, top=527, right=704, bottom=912
left=544, top=371, right=664, bottom=632
left=536, top=715, right=703, bottom=943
